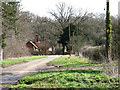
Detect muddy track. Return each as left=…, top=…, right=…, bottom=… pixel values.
left=38, top=66, right=103, bottom=71
left=0, top=55, right=61, bottom=89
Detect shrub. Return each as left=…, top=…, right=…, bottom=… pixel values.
left=81, top=46, right=105, bottom=62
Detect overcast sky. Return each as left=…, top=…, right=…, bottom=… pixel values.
left=20, top=0, right=120, bottom=18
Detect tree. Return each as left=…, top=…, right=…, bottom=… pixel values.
left=0, top=3, right=2, bottom=60
left=49, top=2, right=92, bottom=54
left=32, top=16, right=60, bottom=49
left=58, top=23, right=76, bottom=54
left=106, top=0, right=112, bottom=61
left=49, top=2, right=74, bottom=55
left=49, top=2, right=74, bottom=30
left=0, top=1, right=20, bottom=60
left=16, top=11, right=34, bottom=41
left=82, top=14, right=106, bottom=46
left=110, top=16, right=119, bottom=60
left=3, top=11, right=36, bottom=59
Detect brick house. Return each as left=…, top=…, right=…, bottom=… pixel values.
left=26, top=35, right=53, bottom=55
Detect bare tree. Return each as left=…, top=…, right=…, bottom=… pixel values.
left=49, top=2, right=74, bottom=30
left=49, top=2, right=93, bottom=54
left=32, top=16, right=60, bottom=52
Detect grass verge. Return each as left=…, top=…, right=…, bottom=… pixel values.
left=10, top=69, right=119, bottom=89
left=0, top=55, right=48, bottom=67
left=49, top=55, right=102, bottom=67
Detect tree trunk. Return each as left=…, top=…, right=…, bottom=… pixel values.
left=106, top=1, right=112, bottom=62
left=75, top=52, right=79, bottom=56
left=62, top=45, right=65, bottom=55
left=0, top=49, right=3, bottom=61
left=52, top=46, right=55, bottom=54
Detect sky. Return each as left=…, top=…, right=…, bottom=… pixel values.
left=20, top=0, right=120, bottom=18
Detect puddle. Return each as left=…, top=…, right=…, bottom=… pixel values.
left=0, top=73, right=23, bottom=89
left=0, top=73, right=13, bottom=75
left=0, top=73, right=22, bottom=84
left=1, top=81, right=17, bottom=84
left=0, top=66, right=56, bottom=89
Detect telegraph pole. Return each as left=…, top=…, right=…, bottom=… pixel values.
left=45, top=31, right=47, bottom=55
left=69, top=19, right=71, bottom=56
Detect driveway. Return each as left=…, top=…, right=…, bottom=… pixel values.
left=0, top=55, right=61, bottom=89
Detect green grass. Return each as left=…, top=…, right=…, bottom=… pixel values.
left=49, top=55, right=102, bottom=67
left=10, top=69, right=120, bottom=89
left=0, top=55, right=48, bottom=67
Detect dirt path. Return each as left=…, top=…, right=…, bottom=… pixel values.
left=0, top=55, right=61, bottom=89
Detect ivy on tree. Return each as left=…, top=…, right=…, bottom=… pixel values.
left=106, top=1, right=112, bottom=61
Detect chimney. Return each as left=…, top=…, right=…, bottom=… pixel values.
left=36, top=34, right=39, bottom=42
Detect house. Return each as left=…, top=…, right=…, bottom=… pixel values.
left=26, top=35, right=54, bottom=55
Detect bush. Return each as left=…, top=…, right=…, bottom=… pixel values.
left=81, top=46, right=105, bottom=62
left=3, top=37, right=31, bottom=59
left=102, top=61, right=118, bottom=76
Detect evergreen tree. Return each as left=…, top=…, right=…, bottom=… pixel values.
left=0, top=1, right=20, bottom=60
left=58, top=24, right=76, bottom=54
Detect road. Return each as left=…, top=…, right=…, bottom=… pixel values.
left=0, top=55, right=61, bottom=89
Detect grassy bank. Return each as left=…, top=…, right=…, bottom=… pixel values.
left=9, top=55, right=119, bottom=89
left=49, top=55, right=102, bottom=67
left=0, top=55, right=48, bottom=67
left=10, top=69, right=119, bottom=89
